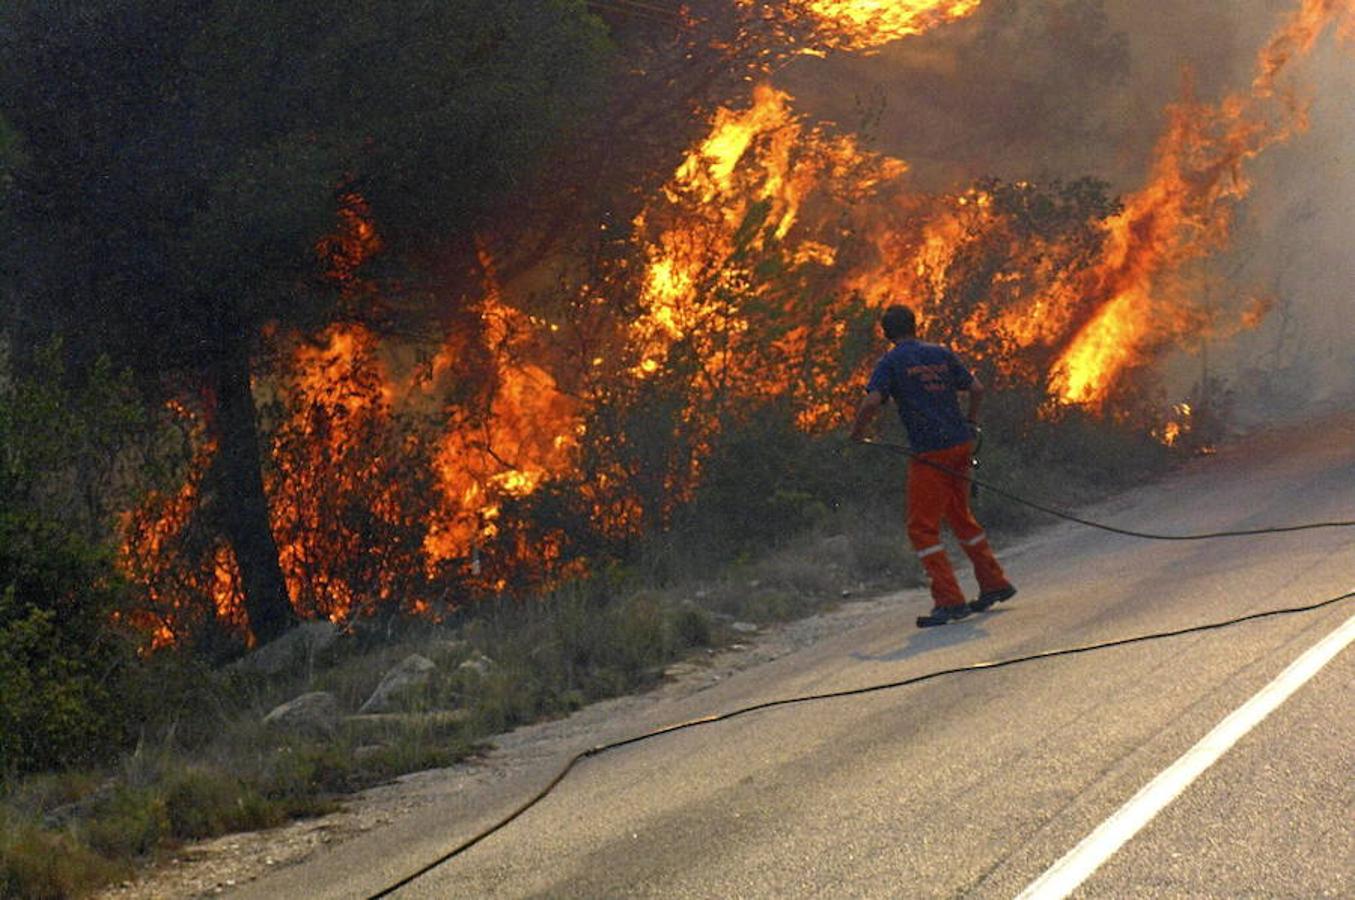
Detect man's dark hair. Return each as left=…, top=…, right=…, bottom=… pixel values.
left=881, top=305, right=917, bottom=341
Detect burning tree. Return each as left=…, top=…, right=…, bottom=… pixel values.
left=0, top=1, right=611, bottom=644
left=4, top=0, right=1349, bottom=649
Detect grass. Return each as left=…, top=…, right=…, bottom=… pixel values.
left=0, top=412, right=1182, bottom=898
left=0, top=585, right=718, bottom=897
left=0, top=811, right=130, bottom=900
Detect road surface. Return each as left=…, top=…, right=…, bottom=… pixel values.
left=235, top=414, right=1355, bottom=898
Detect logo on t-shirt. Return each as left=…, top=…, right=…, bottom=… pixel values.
left=907, top=362, right=952, bottom=392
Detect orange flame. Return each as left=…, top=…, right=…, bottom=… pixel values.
left=118, top=400, right=248, bottom=646
left=118, top=0, right=1353, bottom=645
left=422, top=247, right=581, bottom=584
left=1048, top=0, right=1353, bottom=407
left=634, top=83, right=905, bottom=380
left=748, top=0, right=985, bottom=53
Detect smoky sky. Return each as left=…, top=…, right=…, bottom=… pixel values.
left=780, top=0, right=1355, bottom=418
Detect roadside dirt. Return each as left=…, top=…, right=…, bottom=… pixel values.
left=96, top=591, right=906, bottom=899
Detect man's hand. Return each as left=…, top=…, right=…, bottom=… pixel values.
left=850, top=390, right=888, bottom=443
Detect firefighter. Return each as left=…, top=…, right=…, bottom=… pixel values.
left=850, top=304, right=1016, bottom=627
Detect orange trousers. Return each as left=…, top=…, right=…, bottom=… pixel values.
left=907, top=442, right=1010, bottom=608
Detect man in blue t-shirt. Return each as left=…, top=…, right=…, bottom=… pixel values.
left=850, top=304, right=1016, bottom=627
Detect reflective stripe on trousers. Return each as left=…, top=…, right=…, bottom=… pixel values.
left=906, top=442, right=1009, bottom=606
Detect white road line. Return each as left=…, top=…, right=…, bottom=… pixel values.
left=1018, top=609, right=1355, bottom=900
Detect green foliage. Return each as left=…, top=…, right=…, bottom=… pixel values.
left=80, top=786, right=166, bottom=858
left=1, top=341, right=164, bottom=539
left=445, top=581, right=719, bottom=734
left=0, top=342, right=153, bottom=775
left=0, top=581, right=128, bottom=773
left=0, top=113, right=17, bottom=168
left=676, top=406, right=851, bottom=558
left=0, top=112, right=18, bottom=233
left=670, top=606, right=713, bottom=649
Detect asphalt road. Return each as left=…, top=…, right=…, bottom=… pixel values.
left=236, top=415, right=1355, bottom=899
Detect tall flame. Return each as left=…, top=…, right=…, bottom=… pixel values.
left=423, top=248, right=581, bottom=577
left=1048, top=0, right=1354, bottom=407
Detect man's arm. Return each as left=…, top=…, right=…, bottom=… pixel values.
left=961, top=375, right=985, bottom=424
left=850, top=390, right=889, bottom=442
left=959, top=374, right=991, bottom=428
left=948, top=348, right=983, bottom=424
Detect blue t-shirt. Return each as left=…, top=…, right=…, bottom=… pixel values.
left=866, top=339, right=975, bottom=453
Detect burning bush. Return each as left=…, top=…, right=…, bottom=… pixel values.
left=105, top=0, right=1355, bottom=646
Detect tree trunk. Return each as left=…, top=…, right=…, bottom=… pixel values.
left=214, top=335, right=298, bottom=645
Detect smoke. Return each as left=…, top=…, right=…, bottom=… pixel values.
left=780, top=0, right=1355, bottom=421
left=1222, top=32, right=1355, bottom=420
left=782, top=0, right=1138, bottom=189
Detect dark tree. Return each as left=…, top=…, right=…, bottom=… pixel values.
left=0, top=1, right=610, bottom=644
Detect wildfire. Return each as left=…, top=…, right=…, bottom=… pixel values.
left=632, top=0, right=1351, bottom=440
left=422, top=287, right=581, bottom=574
left=118, top=400, right=248, bottom=646
left=750, top=0, right=985, bottom=53
left=318, top=191, right=382, bottom=285
left=634, top=83, right=802, bottom=370
left=1159, top=402, right=1192, bottom=447
left=633, top=82, right=904, bottom=380
left=117, top=0, right=1352, bottom=645
left=1047, top=0, right=1355, bottom=407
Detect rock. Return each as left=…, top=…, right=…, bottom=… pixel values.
left=663, top=662, right=701, bottom=679
left=263, top=691, right=339, bottom=737
left=42, top=779, right=117, bottom=828
left=346, top=709, right=469, bottom=741
left=358, top=654, right=437, bottom=714
left=234, top=621, right=339, bottom=677
left=457, top=653, right=494, bottom=677
left=731, top=621, right=759, bottom=634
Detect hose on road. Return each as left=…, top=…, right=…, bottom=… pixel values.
left=368, top=443, right=1355, bottom=896
left=860, top=437, right=1355, bottom=540
left=368, top=588, right=1355, bottom=897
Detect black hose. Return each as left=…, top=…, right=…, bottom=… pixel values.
left=366, top=589, right=1355, bottom=898
left=860, top=438, right=1355, bottom=540
left=365, top=438, right=1355, bottom=895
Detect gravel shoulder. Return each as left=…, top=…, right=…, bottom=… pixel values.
left=96, top=587, right=918, bottom=899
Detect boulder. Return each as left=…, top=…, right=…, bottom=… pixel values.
left=262, top=691, right=339, bottom=737
left=816, top=533, right=853, bottom=567
left=42, top=780, right=117, bottom=829
left=358, top=654, right=437, bottom=714
left=457, top=653, right=494, bottom=677
left=235, top=621, right=339, bottom=677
